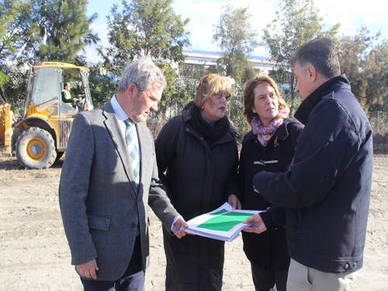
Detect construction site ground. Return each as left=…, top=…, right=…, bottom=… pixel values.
left=0, top=155, right=387, bottom=290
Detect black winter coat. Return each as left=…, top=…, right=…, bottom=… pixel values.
left=155, top=102, right=239, bottom=291
left=239, top=119, right=303, bottom=269
left=253, top=75, right=373, bottom=273
left=155, top=103, right=239, bottom=219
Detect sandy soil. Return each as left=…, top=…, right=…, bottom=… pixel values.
left=0, top=155, right=387, bottom=291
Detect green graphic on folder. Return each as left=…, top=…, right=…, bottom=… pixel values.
left=185, top=202, right=261, bottom=241
left=198, top=212, right=255, bottom=231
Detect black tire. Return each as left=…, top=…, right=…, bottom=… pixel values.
left=54, top=151, right=64, bottom=164
left=16, top=127, right=57, bottom=169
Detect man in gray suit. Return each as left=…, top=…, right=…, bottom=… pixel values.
left=59, top=57, right=187, bottom=291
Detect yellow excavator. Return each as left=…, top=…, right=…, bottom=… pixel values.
left=0, top=62, right=94, bottom=169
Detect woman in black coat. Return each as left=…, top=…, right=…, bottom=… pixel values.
left=155, top=73, right=241, bottom=291
left=239, top=75, right=303, bottom=291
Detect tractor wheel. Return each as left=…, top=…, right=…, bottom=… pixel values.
left=16, top=127, right=57, bottom=169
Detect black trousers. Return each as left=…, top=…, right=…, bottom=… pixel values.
left=81, top=271, right=144, bottom=291
left=250, top=262, right=288, bottom=291
left=163, top=229, right=224, bottom=291
left=81, top=236, right=144, bottom=291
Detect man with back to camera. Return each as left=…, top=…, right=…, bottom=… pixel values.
left=244, top=38, right=373, bottom=290
left=59, top=56, right=187, bottom=291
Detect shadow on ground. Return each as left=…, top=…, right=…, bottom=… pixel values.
left=0, top=156, right=64, bottom=170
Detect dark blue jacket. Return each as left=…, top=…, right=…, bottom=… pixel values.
left=253, top=75, right=373, bottom=273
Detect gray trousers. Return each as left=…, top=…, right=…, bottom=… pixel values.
left=287, top=259, right=358, bottom=291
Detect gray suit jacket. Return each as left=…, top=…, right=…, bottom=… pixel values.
left=59, top=102, right=179, bottom=281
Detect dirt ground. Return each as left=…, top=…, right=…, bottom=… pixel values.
left=0, top=155, right=387, bottom=291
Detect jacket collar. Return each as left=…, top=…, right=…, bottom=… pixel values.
left=182, top=101, right=195, bottom=122
left=294, top=74, right=350, bottom=125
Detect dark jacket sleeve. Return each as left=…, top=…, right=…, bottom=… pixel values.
left=237, top=135, right=249, bottom=201
left=254, top=100, right=358, bottom=209
left=225, top=139, right=240, bottom=199
left=148, top=129, right=179, bottom=229
left=258, top=121, right=303, bottom=228
left=260, top=207, right=285, bottom=229
left=154, top=117, right=181, bottom=198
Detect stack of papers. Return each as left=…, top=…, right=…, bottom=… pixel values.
left=185, top=202, right=260, bottom=242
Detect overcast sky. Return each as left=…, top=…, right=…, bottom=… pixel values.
left=86, top=0, right=388, bottom=61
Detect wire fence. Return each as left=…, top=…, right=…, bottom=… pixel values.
left=369, top=110, right=388, bottom=154
left=150, top=109, right=388, bottom=154
left=370, top=111, right=388, bottom=135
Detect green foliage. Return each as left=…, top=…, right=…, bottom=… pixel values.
left=1, top=0, right=98, bottom=64
left=153, top=62, right=180, bottom=118
left=227, top=83, right=249, bottom=138
left=339, top=28, right=388, bottom=112
left=1, top=0, right=385, bottom=136
left=0, top=70, right=9, bottom=103
left=264, top=0, right=340, bottom=65
left=1, top=68, right=27, bottom=115
left=0, top=0, right=32, bottom=63
left=263, top=0, right=340, bottom=113
left=0, top=0, right=98, bottom=109
left=212, top=6, right=259, bottom=135
left=163, top=77, right=196, bottom=117
left=0, top=0, right=27, bottom=113
left=213, top=6, right=258, bottom=83
left=101, top=0, right=190, bottom=75
left=178, top=63, right=217, bottom=80
left=217, top=51, right=257, bottom=84
left=96, top=0, right=190, bottom=117
left=0, top=71, right=9, bottom=87
left=364, top=41, right=388, bottom=111
left=147, top=76, right=197, bottom=136
left=18, top=0, right=99, bottom=63
left=88, top=65, right=117, bottom=107
left=214, top=6, right=257, bottom=56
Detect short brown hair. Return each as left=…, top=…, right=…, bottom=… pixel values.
left=243, top=74, right=289, bottom=123
left=194, top=74, right=235, bottom=108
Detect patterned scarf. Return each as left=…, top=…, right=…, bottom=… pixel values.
left=251, top=108, right=290, bottom=146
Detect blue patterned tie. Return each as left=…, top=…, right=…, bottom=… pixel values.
left=124, top=119, right=140, bottom=184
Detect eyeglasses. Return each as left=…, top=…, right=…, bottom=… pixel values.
left=212, top=92, right=231, bottom=101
